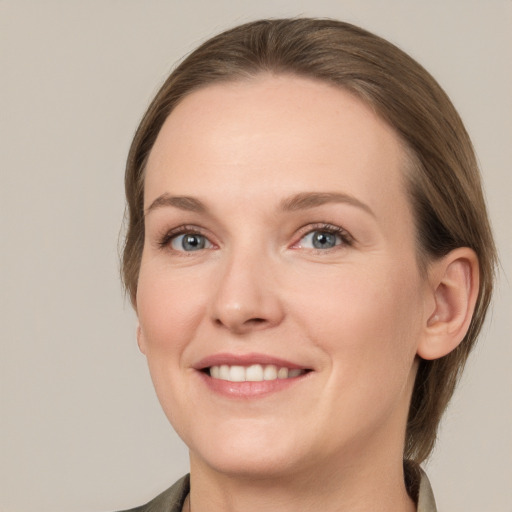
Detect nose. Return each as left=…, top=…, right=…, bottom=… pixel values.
left=210, top=249, right=285, bottom=335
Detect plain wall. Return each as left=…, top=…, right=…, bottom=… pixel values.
left=1, top=1, right=511, bottom=511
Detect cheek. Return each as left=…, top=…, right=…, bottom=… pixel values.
left=136, top=260, right=208, bottom=360
left=290, top=261, right=424, bottom=384
left=271, top=259, right=426, bottom=450
left=135, top=263, right=209, bottom=432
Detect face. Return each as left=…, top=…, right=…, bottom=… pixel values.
left=136, top=75, right=431, bottom=480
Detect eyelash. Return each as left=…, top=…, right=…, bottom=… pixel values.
left=293, top=223, right=354, bottom=250
left=156, top=223, right=354, bottom=252
left=157, top=225, right=211, bottom=250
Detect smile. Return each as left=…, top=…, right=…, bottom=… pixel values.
left=208, top=364, right=307, bottom=382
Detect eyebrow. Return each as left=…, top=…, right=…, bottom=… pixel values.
left=280, top=192, right=375, bottom=217
left=145, top=191, right=375, bottom=217
left=145, top=194, right=206, bottom=216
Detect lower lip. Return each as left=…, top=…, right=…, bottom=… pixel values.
left=197, top=371, right=309, bottom=399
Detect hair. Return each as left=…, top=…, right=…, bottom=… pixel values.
left=122, top=18, right=496, bottom=466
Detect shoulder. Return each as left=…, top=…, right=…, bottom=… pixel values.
left=115, top=475, right=190, bottom=512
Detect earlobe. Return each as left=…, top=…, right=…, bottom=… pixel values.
left=136, top=325, right=147, bottom=355
left=418, top=247, right=479, bottom=360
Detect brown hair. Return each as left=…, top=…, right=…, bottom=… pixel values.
left=122, top=18, right=496, bottom=465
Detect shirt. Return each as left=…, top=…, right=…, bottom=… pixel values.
left=119, top=470, right=437, bottom=512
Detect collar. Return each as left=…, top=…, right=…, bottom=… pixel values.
left=124, top=470, right=437, bottom=512
left=417, top=468, right=437, bottom=512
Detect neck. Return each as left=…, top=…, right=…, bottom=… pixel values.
left=188, top=451, right=415, bottom=512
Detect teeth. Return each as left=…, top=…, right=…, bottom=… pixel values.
left=208, top=364, right=306, bottom=382
left=263, top=365, right=278, bottom=380
left=219, top=364, right=230, bottom=380
left=246, top=364, right=263, bottom=382
left=277, top=367, right=289, bottom=379
left=230, top=365, right=245, bottom=382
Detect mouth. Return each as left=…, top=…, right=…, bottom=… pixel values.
left=205, top=364, right=309, bottom=382
left=194, top=353, right=313, bottom=391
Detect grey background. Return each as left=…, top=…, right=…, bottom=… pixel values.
left=1, top=1, right=511, bottom=511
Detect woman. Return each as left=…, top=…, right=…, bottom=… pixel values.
left=120, top=18, right=496, bottom=512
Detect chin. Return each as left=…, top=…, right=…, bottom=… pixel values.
left=186, top=424, right=305, bottom=479
left=194, top=451, right=301, bottom=481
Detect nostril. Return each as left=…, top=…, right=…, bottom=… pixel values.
left=247, top=318, right=266, bottom=325
left=214, top=316, right=267, bottom=330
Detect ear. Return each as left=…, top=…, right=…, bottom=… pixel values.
left=418, top=247, right=480, bottom=360
left=136, top=325, right=147, bottom=355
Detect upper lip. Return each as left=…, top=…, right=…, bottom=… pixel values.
left=193, top=353, right=310, bottom=371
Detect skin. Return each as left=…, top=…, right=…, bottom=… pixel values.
left=135, top=75, right=477, bottom=512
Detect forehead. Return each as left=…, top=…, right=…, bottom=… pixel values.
left=145, top=75, right=412, bottom=227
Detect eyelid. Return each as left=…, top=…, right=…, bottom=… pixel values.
left=291, top=223, right=354, bottom=249
left=154, top=222, right=354, bottom=252
left=157, top=224, right=217, bottom=251
left=171, top=233, right=213, bottom=251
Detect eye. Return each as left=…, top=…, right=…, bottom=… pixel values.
left=170, top=233, right=213, bottom=252
left=295, top=225, right=352, bottom=250
left=300, top=230, right=339, bottom=249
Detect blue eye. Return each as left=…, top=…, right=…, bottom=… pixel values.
left=298, top=229, right=344, bottom=250
left=170, top=233, right=212, bottom=251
